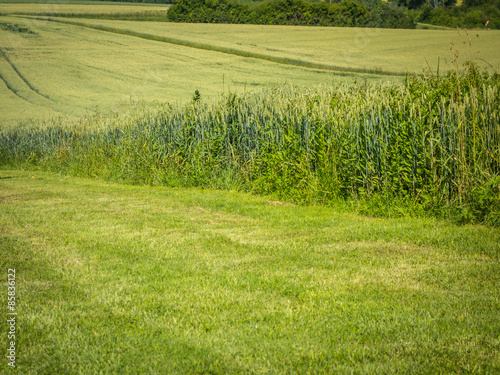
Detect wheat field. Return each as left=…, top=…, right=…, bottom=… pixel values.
left=1, top=3, right=499, bottom=127
left=0, top=14, right=389, bottom=128
left=0, top=4, right=499, bottom=372
left=72, top=17, right=500, bottom=74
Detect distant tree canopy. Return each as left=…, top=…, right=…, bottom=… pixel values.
left=416, top=0, right=500, bottom=28
left=392, top=0, right=457, bottom=9
left=463, top=0, right=495, bottom=7
left=167, top=0, right=416, bottom=28
left=388, top=0, right=500, bottom=28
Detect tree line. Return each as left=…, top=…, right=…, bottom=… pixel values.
left=88, top=0, right=499, bottom=28
left=407, top=0, right=500, bottom=29
left=167, top=0, right=416, bottom=28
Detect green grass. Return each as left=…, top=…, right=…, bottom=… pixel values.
left=2, top=67, right=498, bottom=225
left=1, top=169, right=499, bottom=373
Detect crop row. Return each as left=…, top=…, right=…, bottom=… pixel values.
left=1, top=63, right=498, bottom=224
left=24, top=17, right=404, bottom=76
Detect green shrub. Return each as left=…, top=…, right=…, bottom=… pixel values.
left=167, top=0, right=416, bottom=28
left=418, top=0, right=500, bottom=29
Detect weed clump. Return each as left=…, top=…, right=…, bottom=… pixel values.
left=0, top=22, right=36, bottom=34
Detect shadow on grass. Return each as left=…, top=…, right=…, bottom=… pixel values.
left=0, top=234, right=88, bottom=372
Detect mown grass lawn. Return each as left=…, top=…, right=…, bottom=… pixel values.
left=1, top=170, right=499, bottom=373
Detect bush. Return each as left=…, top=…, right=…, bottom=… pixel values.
left=167, top=0, right=251, bottom=22
left=417, top=0, right=500, bottom=29
left=167, top=0, right=416, bottom=28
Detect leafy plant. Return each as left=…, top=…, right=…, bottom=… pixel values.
left=192, top=89, right=202, bottom=102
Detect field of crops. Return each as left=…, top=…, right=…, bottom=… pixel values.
left=1, top=14, right=411, bottom=128
left=1, top=4, right=499, bottom=127
left=2, top=63, right=499, bottom=224
left=1, top=2, right=499, bottom=222
left=0, top=14, right=371, bottom=128
left=52, top=17, right=500, bottom=73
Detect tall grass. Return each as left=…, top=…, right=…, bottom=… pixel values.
left=1, top=63, right=499, bottom=224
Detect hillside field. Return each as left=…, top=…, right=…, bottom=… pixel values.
left=0, top=6, right=499, bottom=127
left=55, top=17, right=500, bottom=73
left=1, top=2, right=500, bottom=373
left=0, top=14, right=387, bottom=128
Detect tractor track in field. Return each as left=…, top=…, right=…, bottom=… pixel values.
left=21, top=16, right=406, bottom=77
left=0, top=47, right=52, bottom=101
left=0, top=70, right=26, bottom=101
left=0, top=69, right=54, bottom=112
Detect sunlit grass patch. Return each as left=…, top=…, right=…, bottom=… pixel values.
left=0, top=170, right=499, bottom=373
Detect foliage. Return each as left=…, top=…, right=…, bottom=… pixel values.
left=411, top=0, right=500, bottom=29
left=1, top=63, right=498, bottom=225
left=0, top=21, right=36, bottom=33
left=166, top=0, right=250, bottom=22
left=192, top=89, right=202, bottom=102
left=418, top=2, right=500, bottom=29
left=392, top=0, right=456, bottom=9
left=167, top=0, right=416, bottom=28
